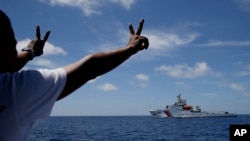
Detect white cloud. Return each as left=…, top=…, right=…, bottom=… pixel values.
left=135, top=74, right=149, bottom=88
left=156, top=62, right=212, bottom=79
left=17, top=38, right=67, bottom=56
left=201, top=40, right=250, bottom=47
left=144, top=31, right=199, bottom=50
left=236, top=64, right=250, bottom=76
left=98, top=83, right=118, bottom=91
left=42, top=0, right=101, bottom=16
left=238, top=64, right=250, bottom=76
left=109, top=0, right=136, bottom=10
left=236, top=0, right=250, bottom=12
left=230, top=83, right=245, bottom=91
left=44, top=42, right=67, bottom=56
left=238, top=71, right=250, bottom=76
left=228, top=82, right=250, bottom=96
left=40, top=0, right=136, bottom=16
left=88, top=76, right=101, bottom=83
left=135, top=74, right=149, bottom=81
left=31, top=58, right=58, bottom=68
left=245, top=64, right=250, bottom=70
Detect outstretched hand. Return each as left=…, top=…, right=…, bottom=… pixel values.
left=27, top=26, right=50, bottom=56
left=128, top=19, right=149, bottom=53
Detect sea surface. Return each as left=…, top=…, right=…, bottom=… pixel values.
left=29, top=115, right=250, bottom=141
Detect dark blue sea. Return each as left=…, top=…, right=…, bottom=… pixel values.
left=29, top=115, right=250, bottom=141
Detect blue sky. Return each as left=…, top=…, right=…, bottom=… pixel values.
left=1, top=0, right=250, bottom=116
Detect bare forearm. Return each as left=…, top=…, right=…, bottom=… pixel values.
left=84, top=46, right=136, bottom=78
left=14, top=52, right=32, bottom=71
left=59, top=46, right=136, bottom=100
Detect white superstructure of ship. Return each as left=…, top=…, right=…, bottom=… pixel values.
left=149, top=94, right=237, bottom=118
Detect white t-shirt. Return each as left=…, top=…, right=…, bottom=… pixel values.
left=0, top=68, right=67, bottom=141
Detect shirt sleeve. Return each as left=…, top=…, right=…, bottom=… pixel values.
left=12, top=68, right=67, bottom=127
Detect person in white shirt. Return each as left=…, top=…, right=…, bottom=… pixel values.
left=0, top=10, right=149, bottom=141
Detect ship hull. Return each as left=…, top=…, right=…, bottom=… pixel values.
left=149, top=109, right=237, bottom=118
left=149, top=94, right=237, bottom=118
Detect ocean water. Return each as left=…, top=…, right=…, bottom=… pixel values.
left=29, top=115, right=250, bottom=141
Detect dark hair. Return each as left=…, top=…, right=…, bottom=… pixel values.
left=0, top=10, right=12, bottom=31
left=0, top=10, right=16, bottom=51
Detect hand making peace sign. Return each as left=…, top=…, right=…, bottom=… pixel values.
left=128, top=18, right=149, bottom=53
left=27, top=26, right=50, bottom=56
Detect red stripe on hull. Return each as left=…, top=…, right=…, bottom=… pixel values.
left=164, top=110, right=172, bottom=117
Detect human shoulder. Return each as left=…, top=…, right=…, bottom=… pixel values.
left=16, top=68, right=66, bottom=78
left=0, top=68, right=67, bottom=87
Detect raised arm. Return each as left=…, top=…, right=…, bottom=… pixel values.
left=14, top=26, right=50, bottom=71
left=58, top=19, right=149, bottom=100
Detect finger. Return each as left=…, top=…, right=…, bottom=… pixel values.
left=36, top=26, right=41, bottom=40
left=129, top=23, right=135, bottom=35
left=135, top=18, right=144, bottom=35
left=141, top=36, right=149, bottom=49
left=43, top=30, right=51, bottom=42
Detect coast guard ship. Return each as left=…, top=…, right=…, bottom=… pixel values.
left=149, top=94, right=237, bottom=118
